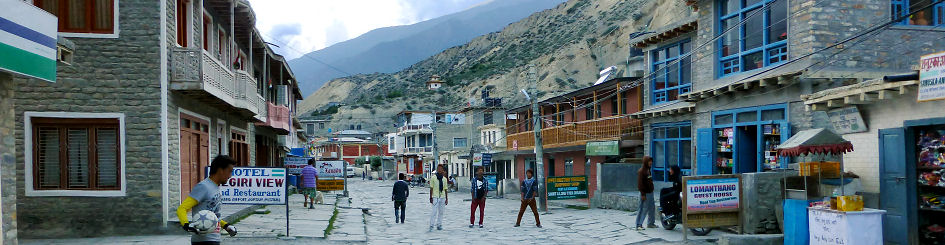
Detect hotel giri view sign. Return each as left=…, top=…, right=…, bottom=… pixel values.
left=0, top=0, right=57, bottom=82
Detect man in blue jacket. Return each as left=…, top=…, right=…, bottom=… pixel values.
left=392, top=173, right=409, bottom=223
left=515, top=169, right=541, bottom=228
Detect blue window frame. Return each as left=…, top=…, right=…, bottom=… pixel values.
left=717, top=0, right=788, bottom=77
left=651, top=122, right=692, bottom=182
left=651, top=40, right=692, bottom=105
left=709, top=103, right=791, bottom=174
left=892, top=0, right=945, bottom=26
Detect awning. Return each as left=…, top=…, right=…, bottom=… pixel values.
left=630, top=18, right=698, bottom=48
left=679, top=68, right=804, bottom=102
left=801, top=78, right=918, bottom=111
left=777, top=128, right=853, bottom=156
left=630, top=101, right=694, bottom=119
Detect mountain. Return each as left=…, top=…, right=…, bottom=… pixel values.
left=289, top=0, right=568, bottom=96
left=299, top=0, right=694, bottom=133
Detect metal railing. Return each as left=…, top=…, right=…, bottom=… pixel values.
left=172, top=47, right=271, bottom=121
left=506, top=115, right=644, bottom=150
left=404, top=146, right=433, bottom=154
left=399, top=124, right=432, bottom=132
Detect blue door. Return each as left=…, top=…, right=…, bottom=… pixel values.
left=879, top=128, right=911, bottom=245
left=696, top=128, right=713, bottom=175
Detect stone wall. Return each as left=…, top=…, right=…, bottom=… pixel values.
left=13, top=0, right=165, bottom=238
left=1, top=73, right=18, bottom=244
left=740, top=172, right=787, bottom=234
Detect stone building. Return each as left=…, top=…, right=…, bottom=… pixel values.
left=11, top=0, right=300, bottom=238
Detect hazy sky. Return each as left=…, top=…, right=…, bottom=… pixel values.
left=248, top=0, right=492, bottom=60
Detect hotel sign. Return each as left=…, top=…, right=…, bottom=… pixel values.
left=0, top=0, right=57, bottom=82
left=919, top=51, right=945, bottom=102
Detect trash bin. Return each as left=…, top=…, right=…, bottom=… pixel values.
left=288, top=175, right=299, bottom=188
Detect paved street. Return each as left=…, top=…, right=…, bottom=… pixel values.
left=23, top=179, right=723, bottom=244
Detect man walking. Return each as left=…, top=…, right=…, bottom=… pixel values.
left=428, top=164, right=449, bottom=231
left=392, top=173, right=409, bottom=223
left=470, top=167, right=488, bottom=228
left=177, top=155, right=239, bottom=245
left=515, top=169, right=541, bottom=228
left=301, top=158, right=319, bottom=209
left=636, top=156, right=657, bottom=230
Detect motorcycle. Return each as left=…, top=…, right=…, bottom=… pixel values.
left=658, top=187, right=712, bottom=236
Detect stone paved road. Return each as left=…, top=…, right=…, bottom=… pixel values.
left=346, top=178, right=721, bottom=244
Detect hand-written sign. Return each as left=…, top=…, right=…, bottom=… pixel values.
left=316, top=161, right=345, bottom=177
left=686, top=178, right=739, bottom=212
left=827, top=106, right=867, bottom=134
left=808, top=208, right=846, bottom=245
left=546, top=175, right=588, bottom=200
left=218, top=167, right=286, bottom=205
left=316, top=179, right=345, bottom=191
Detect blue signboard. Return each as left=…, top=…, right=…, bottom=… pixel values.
left=482, top=153, right=492, bottom=167
left=484, top=174, right=497, bottom=191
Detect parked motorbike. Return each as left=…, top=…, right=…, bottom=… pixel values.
left=658, top=187, right=712, bottom=236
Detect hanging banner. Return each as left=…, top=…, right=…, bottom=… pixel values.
left=316, top=160, right=345, bottom=178
left=546, top=175, right=589, bottom=200
left=284, top=157, right=311, bottom=175
left=586, top=141, right=619, bottom=156
left=686, top=177, right=740, bottom=212
left=918, top=51, right=945, bottom=102
left=217, top=167, right=287, bottom=205
left=472, top=153, right=483, bottom=166
left=482, top=153, right=492, bottom=167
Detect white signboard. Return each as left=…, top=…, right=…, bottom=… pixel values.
left=316, top=160, right=345, bottom=177
left=808, top=208, right=885, bottom=245
left=826, top=106, right=867, bottom=134
left=284, top=157, right=311, bottom=175
left=686, top=178, right=740, bottom=212
left=219, top=167, right=287, bottom=205
left=919, top=51, right=945, bottom=102
left=472, top=153, right=483, bottom=166
left=0, top=0, right=57, bottom=82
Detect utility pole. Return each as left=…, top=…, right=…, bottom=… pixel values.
left=431, top=109, right=438, bottom=179
left=340, top=142, right=348, bottom=197
left=528, top=64, right=547, bottom=212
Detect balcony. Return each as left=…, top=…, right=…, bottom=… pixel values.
left=403, top=146, right=434, bottom=155
left=260, top=102, right=291, bottom=135
left=506, top=116, right=643, bottom=151
left=170, top=47, right=257, bottom=118
left=398, top=124, right=432, bottom=134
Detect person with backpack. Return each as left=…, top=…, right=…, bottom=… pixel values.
left=392, top=173, right=409, bottom=223
left=515, top=169, right=541, bottom=228
left=469, top=167, right=488, bottom=228
left=636, top=156, right=657, bottom=230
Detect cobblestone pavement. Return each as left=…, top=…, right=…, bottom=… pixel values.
left=346, top=179, right=721, bottom=244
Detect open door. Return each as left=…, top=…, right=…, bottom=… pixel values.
left=696, top=128, right=713, bottom=175
left=879, top=128, right=911, bottom=245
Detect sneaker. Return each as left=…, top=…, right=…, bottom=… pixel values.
left=469, top=224, right=474, bottom=228
left=479, top=224, right=484, bottom=228
left=514, top=224, right=520, bottom=227
left=647, top=224, right=658, bottom=229
left=537, top=224, right=542, bottom=228
left=437, top=226, right=443, bottom=230
left=635, top=226, right=645, bottom=230
left=429, top=226, right=434, bottom=232
left=309, top=206, right=314, bottom=209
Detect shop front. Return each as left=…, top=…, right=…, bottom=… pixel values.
left=697, top=103, right=791, bottom=175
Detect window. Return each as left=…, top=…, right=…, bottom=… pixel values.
left=651, top=122, right=692, bottom=182
left=306, top=124, right=315, bottom=135
left=34, top=0, right=116, bottom=34
left=453, top=138, right=468, bottom=148
left=483, top=112, right=494, bottom=125
left=893, top=0, right=945, bottom=26
left=611, top=97, right=619, bottom=115
left=651, top=40, right=692, bottom=104
left=564, top=158, right=574, bottom=176
left=229, top=131, right=248, bottom=166
left=585, top=105, right=594, bottom=120
left=202, top=15, right=212, bottom=52
left=319, top=123, right=325, bottom=129
left=717, top=0, right=788, bottom=76
left=176, top=0, right=189, bottom=46
left=31, top=117, right=121, bottom=191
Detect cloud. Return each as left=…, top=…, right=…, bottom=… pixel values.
left=248, top=0, right=489, bottom=59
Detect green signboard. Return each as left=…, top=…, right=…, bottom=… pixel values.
left=586, top=141, right=619, bottom=156
left=546, top=175, right=588, bottom=200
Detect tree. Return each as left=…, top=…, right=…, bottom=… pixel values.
left=370, top=156, right=383, bottom=171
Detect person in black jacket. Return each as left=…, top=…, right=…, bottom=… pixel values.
left=636, top=156, right=656, bottom=230
left=392, top=173, right=409, bottom=223
left=469, top=167, right=488, bottom=228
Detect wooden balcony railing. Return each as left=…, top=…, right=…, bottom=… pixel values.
left=506, top=116, right=643, bottom=150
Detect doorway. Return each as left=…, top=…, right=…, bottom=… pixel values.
left=736, top=125, right=758, bottom=173
left=180, top=114, right=209, bottom=199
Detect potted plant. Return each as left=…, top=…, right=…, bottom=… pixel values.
left=752, top=55, right=763, bottom=68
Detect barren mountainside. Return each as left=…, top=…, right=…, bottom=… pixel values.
left=299, top=0, right=693, bottom=134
